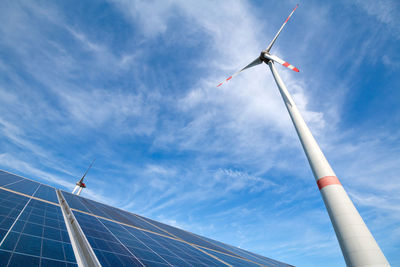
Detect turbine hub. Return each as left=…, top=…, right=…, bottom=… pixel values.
left=260, top=51, right=271, bottom=63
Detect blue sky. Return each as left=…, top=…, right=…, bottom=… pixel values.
left=0, top=0, right=399, bottom=266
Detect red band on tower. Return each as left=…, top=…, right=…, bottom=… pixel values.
left=317, top=176, right=341, bottom=190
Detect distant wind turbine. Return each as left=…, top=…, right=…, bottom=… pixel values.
left=72, top=159, right=95, bottom=196
left=217, top=5, right=389, bottom=267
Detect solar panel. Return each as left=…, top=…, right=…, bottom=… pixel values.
left=72, top=211, right=142, bottom=266
left=0, top=195, right=77, bottom=266
left=65, top=193, right=290, bottom=266
left=72, top=209, right=228, bottom=266
left=198, top=235, right=290, bottom=267
left=0, top=171, right=24, bottom=187
left=62, top=191, right=175, bottom=237
left=32, top=185, right=58, bottom=204
left=134, top=214, right=243, bottom=257
left=0, top=171, right=293, bottom=266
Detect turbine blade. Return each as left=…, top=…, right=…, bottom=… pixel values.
left=217, top=57, right=262, bottom=87
left=79, top=159, right=96, bottom=183
left=266, top=4, right=298, bottom=52
left=263, top=54, right=299, bottom=72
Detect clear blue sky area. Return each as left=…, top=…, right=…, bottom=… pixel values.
left=0, top=1, right=399, bottom=266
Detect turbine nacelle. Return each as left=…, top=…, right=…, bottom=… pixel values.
left=76, top=181, right=86, bottom=188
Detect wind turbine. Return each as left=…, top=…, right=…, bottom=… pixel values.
left=217, top=5, right=389, bottom=267
left=72, top=159, right=95, bottom=196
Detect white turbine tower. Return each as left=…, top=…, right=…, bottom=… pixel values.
left=72, top=159, right=95, bottom=196
left=217, top=5, right=390, bottom=267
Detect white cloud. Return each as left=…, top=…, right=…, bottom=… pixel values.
left=214, top=168, right=276, bottom=193
left=109, top=0, right=173, bottom=37
left=355, top=0, right=400, bottom=38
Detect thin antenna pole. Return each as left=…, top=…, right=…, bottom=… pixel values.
left=267, top=61, right=389, bottom=267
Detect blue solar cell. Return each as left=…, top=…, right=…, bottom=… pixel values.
left=26, top=213, right=44, bottom=225
left=45, top=217, right=60, bottom=229
left=0, top=250, right=11, bottom=266
left=15, top=234, right=41, bottom=256
left=63, top=242, right=76, bottom=262
left=0, top=171, right=24, bottom=187
left=4, top=179, right=40, bottom=196
left=41, top=258, right=68, bottom=267
left=22, top=222, right=43, bottom=236
left=43, top=226, right=62, bottom=242
left=33, top=185, right=58, bottom=204
left=1, top=231, right=19, bottom=251
left=42, top=239, right=65, bottom=261
left=8, top=252, right=40, bottom=266
left=0, top=217, right=15, bottom=232
left=0, top=229, right=7, bottom=241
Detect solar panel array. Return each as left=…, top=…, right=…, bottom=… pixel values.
left=0, top=170, right=293, bottom=267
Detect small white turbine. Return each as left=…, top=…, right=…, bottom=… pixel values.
left=72, top=159, right=95, bottom=196
left=217, top=5, right=389, bottom=267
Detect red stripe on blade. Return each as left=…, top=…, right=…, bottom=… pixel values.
left=317, top=176, right=341, bottom=190
left=293, top=67, right=299, bottom=72
left=226, top=76, right=232, bottom=81
left=217, top=83, right=223, bottom=87
left=283, top=62, right=290, bottom=67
